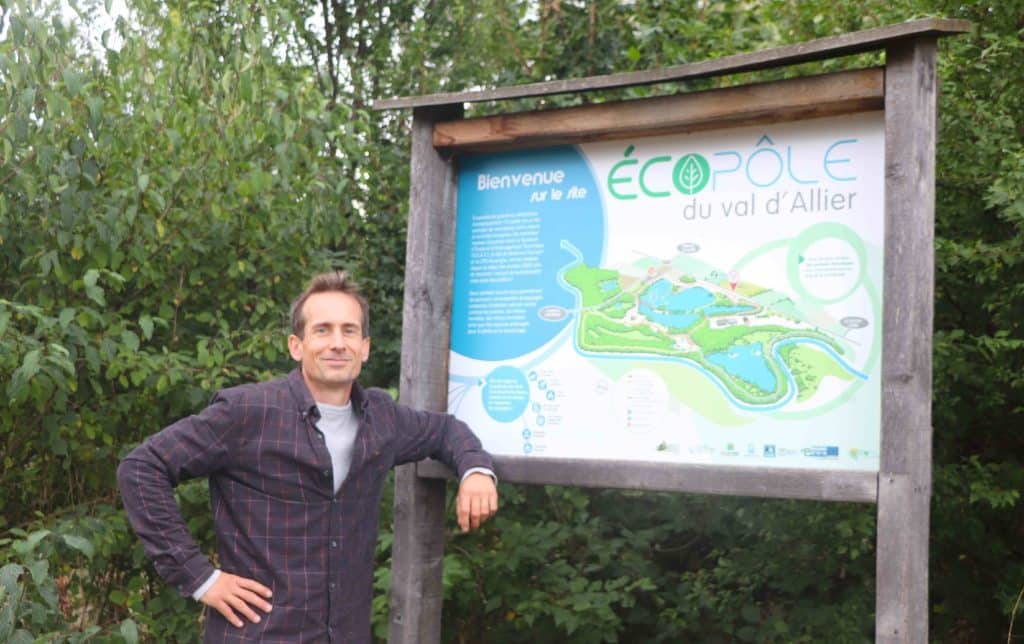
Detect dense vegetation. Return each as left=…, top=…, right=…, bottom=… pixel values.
left=1, top=0, right=1021, bottom=641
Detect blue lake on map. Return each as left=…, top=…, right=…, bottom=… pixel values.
left=634, top=280, right=716, bottom=319
left=638, top=280, right=714, bottom=329
left=599, top=280, right=619, bottom=292
left=706, top=342, right=777, bottom=392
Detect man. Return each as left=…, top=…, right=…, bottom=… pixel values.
left=118, top=271, right=498, bottom=642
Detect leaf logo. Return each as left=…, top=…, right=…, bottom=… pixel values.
left=673, top=153, right=710, bottom=195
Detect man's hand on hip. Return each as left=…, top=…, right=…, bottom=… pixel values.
left=199, top=572, right=273, bottom=628
left=456, top=472, right=498, bottom=532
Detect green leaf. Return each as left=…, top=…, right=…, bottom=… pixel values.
left=139, top=314, right=154, bottom=340
left=18, top=87, right=35, bottom=111
left=119, top=618, right=139, bottom=644
left=85, top=284, right=106, bottom=306
left=121, top=330, right=140, bottom=352
left=83, top=269, right=106, bottom=305
left=15, top=530, right=50, bottom=556
left=0, top=586, right=13, bottom=642
left=146, top=188, right=166, bottom=211
left=25, top=559, right=47, bottom=586
left=62, top=534, right=95, bottom=560
left=58, top=307, right=75, bottom=329
left=87, top=95, right=104, bottom=123
left=19, top=349, right=40, bottom=377
left=62, top=68, right=83, bottom=97
left=8, top=349, right=41, bottom=401
left=0, top=563, right=24, bottom=595
left=8, top=630, right=34, bottom=644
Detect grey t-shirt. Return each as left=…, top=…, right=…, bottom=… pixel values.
left=316, top=401, right=359, bottom=494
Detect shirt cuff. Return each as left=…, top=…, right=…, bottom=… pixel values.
left=191, top=569, right=220, bottom=601
left=461, top=467, right=497, bottom=485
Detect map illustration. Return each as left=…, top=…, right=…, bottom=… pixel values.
left=562, top=248, right=865, bottom=411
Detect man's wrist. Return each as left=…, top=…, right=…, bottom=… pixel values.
left=191, top=569, right=221, bottom=601
left=461, top=467, right=497, bottom=485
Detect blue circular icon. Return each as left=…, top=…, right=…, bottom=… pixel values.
left=545, top=390, right=556, bottom=401
left=482, top=366, right=531, bottom=423
left=536, top=415, right=546, bottom=426
left=522, top=428, right=532, bottom=439
left=523, top=442, right=533, bottom=455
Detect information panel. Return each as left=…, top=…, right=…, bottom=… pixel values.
left=449, top=112, right=883, bottom=471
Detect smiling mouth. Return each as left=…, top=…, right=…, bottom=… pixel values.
left=320, top=356, right=352, bottom=366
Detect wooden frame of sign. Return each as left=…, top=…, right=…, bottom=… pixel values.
left=376, top=18, right=969, bottom=644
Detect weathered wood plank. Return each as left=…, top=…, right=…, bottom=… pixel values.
left=389, top=104, right=464, bottom=644
left=876, top=37, right=938, bottom=644
left=375, top=18, right=968, bottom=110
left=433, top=68, right=884, bottom=151
left=418, top=457, right=878, bottom=503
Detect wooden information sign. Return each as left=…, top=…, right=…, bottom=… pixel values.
left=376, top=18, right=969, bottom=643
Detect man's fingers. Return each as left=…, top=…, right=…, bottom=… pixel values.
left=200, top=572, right=273, bottom=627
left=214, top=602, right=244, bottom=628
left=225, top=593, right=262, bottom=625
left=470, top=495, right=483, bottom=530
left=235, top=579, right=273, bottom=610
left=234, top=587, right=273, bottom=613
left=481, top=494, right=496, bottom=524
left=237, top=576, right=273, bottom=600
left=457, top=491, right=470, bottom=532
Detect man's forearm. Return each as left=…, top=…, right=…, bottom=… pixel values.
left=117, top=450, right=216, bottom=596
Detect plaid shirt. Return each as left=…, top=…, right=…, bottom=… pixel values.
left=118, top=369, right=492, bottom=643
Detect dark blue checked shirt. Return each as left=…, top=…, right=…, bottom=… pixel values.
left=118, top=369, right=493, bottom=643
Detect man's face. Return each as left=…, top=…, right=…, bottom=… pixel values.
left=288, top=291, right=370, bottom=404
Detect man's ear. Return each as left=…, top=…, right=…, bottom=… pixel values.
left=361, top=337, right=371, bottom=363
left=288, top=334, right=303, bottom=361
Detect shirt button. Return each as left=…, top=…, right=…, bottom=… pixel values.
left=331, top=540, right=338, bottom=548
left=330, top=581, right=336, bottom=589
left=322, top=469, right=330, bottom=478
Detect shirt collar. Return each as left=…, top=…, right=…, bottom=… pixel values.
left=288, top=368, right=369, bottom=418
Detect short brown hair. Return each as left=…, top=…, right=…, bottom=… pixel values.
left=289, top=270, right=369, bottom=338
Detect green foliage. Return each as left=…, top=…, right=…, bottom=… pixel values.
left=434, top=485, right=874, bottom=643
left=0, top=0, right=373, bottom=638
left=2, top=0, right=1022, bottom=642
left=0, top=469, right=216, bottom=640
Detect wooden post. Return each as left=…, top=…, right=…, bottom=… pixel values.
left=876, top=37, right=938, bottom=643
left=389, top=103, right=464, bottom=644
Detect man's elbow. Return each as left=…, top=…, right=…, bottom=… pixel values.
left=116, top=448, right=154, bottom=499
left=116, top=454, right=138, bottom=498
